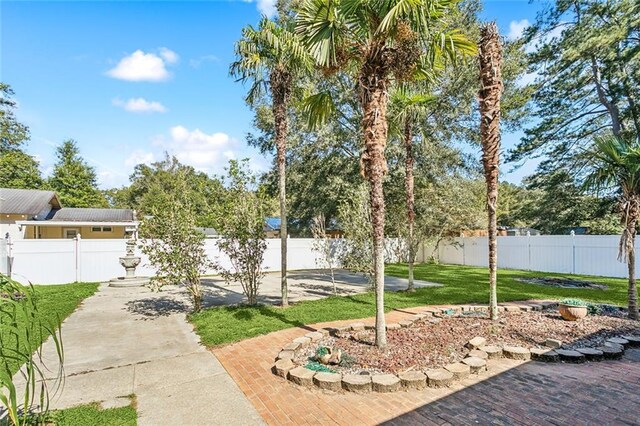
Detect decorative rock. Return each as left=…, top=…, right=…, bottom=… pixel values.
left=607, top=337, right=629, bottom=347
left=530, top=304, right=543, bottom=311
left=473, top=306, right=488, bottom=312
left=544, top=339, right=563, bottom=349
left=350, top=322, right=365, bottom=331
left=364, top=324, right=375, bottom=330
left=598, top=345, right=623, bottom=360
left=372, top=374, right=401, bottom=393
left=305, top=331, right=324, bottom=342
left=313, top=372, right=342, bottom=391
left=604, top=341, right=624, bottom=351
left=503, top=346, right=531, bottom=360
left=468, top=349, right=488, bottom=360
left=293, top=336, right=311, bottom=346
left=576, top=347, right=604, bottom=361
left=386, top=323, right=401, bottom=330
left=399, top=320, right=413, bottom=328
left=398, top=371, right=427, bottom=390
left=462, top=356, right=487, bottom=373
left=318, top=328, right=332, bottom=336
left=467, top=336, right=487, bottom=349
left=503, top=305, right=521, bottom=313
left=555, top=349, right=585, bottom=363
left=621, top=335, right=640, bottom=347
left=277, top=350, right=295, bottom=361
left=530, top=348, right=559, bottom=362
left=288, top=366, right=315, bottom=387
left=519, top=305, right=533, bottom=312
left=323, top=327, right=338, bottom=336
left=273, top=359, right=295, bottom=378
left=444, top=362, right=470, bottom=380
left=282, top=342, right=301, bottom=352
left=342, top=374, right=372, bottom=392
left=426, top=369, right=454, bottom=388
left=479, top=345, right=503, bottom=359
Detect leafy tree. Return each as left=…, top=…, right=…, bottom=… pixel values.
left=479, top=22, right=503, bottom=320
left=231, top=16, right=311, bottom=307
left=215, top=160, right=268, bottom=306
left=0, top=83, right=29, bottom=152
left=139, top=183, right=210, bottom=312
left=297, top=0, right=475, bottom=348
left=48, top=140, right=107, bottom=208
left=583, top=134, right=640, bottom=320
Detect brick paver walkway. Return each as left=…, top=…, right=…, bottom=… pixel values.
left=212, top=303, right=640, bottom=425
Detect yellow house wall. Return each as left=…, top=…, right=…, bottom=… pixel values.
left=24, top=225, right=127, bottom=239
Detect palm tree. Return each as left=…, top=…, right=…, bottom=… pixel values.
left=296, top=0, right=475, bottom=347
left=389, top=85, right=435, bottom=291
left=478, top=22, right=503, bottom=321
left=584, top=134, right=640, bottom=320
left=231, top=17, right=311, bottom=307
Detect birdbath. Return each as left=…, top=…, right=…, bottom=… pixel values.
left=109, top=238, right=150, bottom=287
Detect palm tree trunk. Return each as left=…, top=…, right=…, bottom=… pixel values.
left=271, top=68, right=291, bottom=307
left=627, top=213, right=638, bottom=320
left=479, top=22, right=503, bottom=321
left=403, top=117, right=415, bottom=292
left=360, top=60, right=389, bottom=349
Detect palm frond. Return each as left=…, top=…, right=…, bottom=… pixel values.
left=302, top=91, right=337, bottom=129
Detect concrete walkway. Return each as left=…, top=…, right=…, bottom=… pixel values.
left=19, top=284, right=263, bottom=425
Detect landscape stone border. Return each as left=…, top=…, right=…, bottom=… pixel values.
left=271, top=302, right=640, bottom=393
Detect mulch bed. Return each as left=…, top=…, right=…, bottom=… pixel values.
left=516, top=277, right=608, bottom=290
left=296, top=309, right=640, bottom=374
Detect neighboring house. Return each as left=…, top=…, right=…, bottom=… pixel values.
left=1, top=188, right=137, bottom=240
left=264, top=217, right=281, bottom=238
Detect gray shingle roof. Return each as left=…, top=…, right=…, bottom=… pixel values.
left=0, top=188, right=60, bottom=215
left=48, top=208, right=135, bottom=222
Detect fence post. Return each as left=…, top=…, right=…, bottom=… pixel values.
left=527, top=231, right=531, bottom=271
left=571, top=230, right=576, bottom=274
left=5, top=233, right=13, bottom=278
left=462, top=237, right=466, bottom=266
left=75, top=234, right=82, bottom=282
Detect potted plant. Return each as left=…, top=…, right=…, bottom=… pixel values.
left=559, top=298, right=588, bottom=321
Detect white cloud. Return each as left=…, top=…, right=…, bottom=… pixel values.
left=125, top=149, right=156, bottom=167
left=256, top=0, right=277, bottom=17
left=165, top=125, right=237, bottom=168
left=507, top=19, right=530, bottom=41
left=112, top=97, right=167, bottom=113
left=189, top=55, right=219, bottom=68
left=106, top=48, right=178, bottom=82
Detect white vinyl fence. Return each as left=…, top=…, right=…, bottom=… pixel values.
left=4, top=237, right=406, bottom=285
left=428, top=235, right=636, bottom=278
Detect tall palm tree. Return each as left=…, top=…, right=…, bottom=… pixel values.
left=389, top=85, right=436, bottom=291
left=584, top=134, right=640, bottom=320
left=296, top=0, right=475, bottom=347
left=478, top=22, right=503, bottom=321
left=231, top=17, right=311, bottom=307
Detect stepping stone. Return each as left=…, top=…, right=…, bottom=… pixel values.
left=444, top=362, right=470, bottom=380
left=598, top=345, right=624, bottom=360
left=576, top=347, right=604, bottom=361
left=426, top=369, right=454, bottom=388
left=607, top=337, right=630, bottom=347
left=288, top=366, right=315, bottom=387
left=503, top=346, right=531, bottom=360
left=604, top=342, right=625, bottom=351
left=305, top=331, right=324, bottom=342
left=530, top=348, right=559, bottom=362
left=277, top=350, right=295, bottom=361
left=556, top=349, right=585, bottom=363
left=479, top=345, right=503, bottom=359
left=468, top=349, right=488, bottom=360
left=467, top=336, right=487, bottom=349
left=350, top=322, right=365, bottom=331
left=462, top=357, right=487, bottom=373
left=313, top=372, right=342, bottom=391
left=397, top=371, right=427, bottom=390
left=544, top=339, right=562, bottom=349
left=293, top=336, right=311, bottom=346
left=273, top=359, right=295, bottom=378
left=621, top=335, right=640, bottom=347
left=372, top=374, right=401, bottom=393
left=502, top=305, right=521, bottom=312
left=282, top=342, right=301, bottom=352
left=342, top=374, right=372, bottom=392
left=386, top=323, right=401, bottom=330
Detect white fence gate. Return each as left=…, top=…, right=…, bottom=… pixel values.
left=431, top=235, right=635, bottom=278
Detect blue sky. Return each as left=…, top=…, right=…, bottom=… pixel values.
left=2, top=0, right=546, bottom=189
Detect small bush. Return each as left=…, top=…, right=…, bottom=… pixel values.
left=305, top=361, right=336, bottom=373
left=587, top=303, right=602, bottom=315
left=560, top=298, right=588, bottom=307
left=339, top=352, right=357, bottom=368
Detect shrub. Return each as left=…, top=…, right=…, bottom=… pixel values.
left=304, top=361, right=336, bottom=373
left=560, top=298, right=588, bottom=307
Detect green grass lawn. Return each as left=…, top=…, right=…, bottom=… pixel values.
left=2, top=281, right=99, bottom=375
left=45, top=401, right=137, bottom=426
left=190, top=263, right=632, bottom=347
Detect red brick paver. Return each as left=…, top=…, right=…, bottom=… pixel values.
left=212, top=303, right=640, bottom=425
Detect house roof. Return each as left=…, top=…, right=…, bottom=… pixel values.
left=46, top=208, right=135, bottom=222
left=265, top=217, right=281, bottom=231
left=0, top=188, right=61, bottom=215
